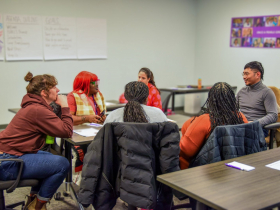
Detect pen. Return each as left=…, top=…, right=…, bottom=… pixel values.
left=225, top=163, right=243, bottom=170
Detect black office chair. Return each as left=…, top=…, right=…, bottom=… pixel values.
left=264, top=122, right=280, bottom=149
left=161, top=93, right=172, bottom=115
left=0, top=159, right=39, bottom=210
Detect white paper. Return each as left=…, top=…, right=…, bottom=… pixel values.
left=0, top=14, right=4, bottom=60
left=73, top=128, right=99, bottom=137
left=167, top=118, right=176, bottom=122
left=4, top=14, right=43, bottom=61
left=89, top=123, right=103, bottom=127
left=266, top=160, right=280, bottom=171
left=43, top=16, right=77, bottom=60
left=77, top=18, right=107, bottom=59
left=105, top=102, right=117, bottom=106
left=226, top=161, right=255, bottom=171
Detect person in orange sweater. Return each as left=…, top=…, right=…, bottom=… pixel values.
left=180, top=82, right=248, bottom=169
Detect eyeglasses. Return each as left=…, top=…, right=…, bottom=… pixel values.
left=241, top=72, right=257, bottom=77
left=242, top=72, right=250, bottom=76
left=90, top=80, right=100, bottom=86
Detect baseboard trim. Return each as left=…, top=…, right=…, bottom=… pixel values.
left=0, top=124, right=8, bottom=129
left=174, top=106, right=184, bottom=111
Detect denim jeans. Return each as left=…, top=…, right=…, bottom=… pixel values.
left=262, top=128, right=269, bottom=138
left=0, top=150, right=69, bottom=201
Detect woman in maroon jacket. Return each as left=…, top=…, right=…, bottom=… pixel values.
left=0, top=72, right=73, bottom=210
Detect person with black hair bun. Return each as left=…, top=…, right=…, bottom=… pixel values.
left=180, top=82, right=248, bottom=169
left=236, top=61, right=278, bottom=137
left=105, top=81, right=167, bottom=124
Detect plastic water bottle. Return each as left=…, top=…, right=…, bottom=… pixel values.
left=198, top=78, right=202, bottom=89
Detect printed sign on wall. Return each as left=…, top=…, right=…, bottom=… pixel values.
left=230, top=15, right=280, bottom=48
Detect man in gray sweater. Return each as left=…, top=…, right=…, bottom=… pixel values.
left=236, top=61, right=278, bottom=137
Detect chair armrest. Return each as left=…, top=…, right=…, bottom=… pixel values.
left=0, top=158, right=24, bottom=193
left=264, top=122, right=280, bottom=130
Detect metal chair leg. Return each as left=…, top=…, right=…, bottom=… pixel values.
left=269, top=130, right=275, bottom=149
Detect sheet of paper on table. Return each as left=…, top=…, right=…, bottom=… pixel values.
left=89, top=123, right=103, bottom=127
left=73, top=127, right=99, bottom=137
left=167, top=119, right=176, bottom=123
left=266, top=160, right=280, bottom=171
left=105, top=102, right=116, bottom=106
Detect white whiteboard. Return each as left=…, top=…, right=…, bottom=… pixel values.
left=0, top=14, right=4, bottom=60
left=43, top=16, right=77, bottom=60
left=77, top=18, right=107, bottom=59
left=4, top=14, right=43, bottom=61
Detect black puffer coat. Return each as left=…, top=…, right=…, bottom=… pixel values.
left=190, top=121, right=267, bottom=168
left=78, top=122, right=180, bottom=210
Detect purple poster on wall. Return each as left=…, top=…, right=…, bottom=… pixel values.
left=230, top=15, right=280, bottom=48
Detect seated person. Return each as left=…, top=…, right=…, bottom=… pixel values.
left=67, top=71, right=106, bottom=125
left=105, top=81, right=167, bottom=124
left=119, top=68, right=162, bottom=110
left=236, top=61, right=278, bottom=137
left=0, top=72, right=73, bottom=210
left=180, top=82, right=248, bottom=169
left=105, top=81, right=167, bottom=210
left=67, top=71, right=106, bottom=177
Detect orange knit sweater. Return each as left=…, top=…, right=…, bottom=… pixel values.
left=179, top=113, right=248, bottom=169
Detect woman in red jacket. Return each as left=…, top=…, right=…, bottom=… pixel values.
left=180, top=82, right=248, bottom=169
left=0, top=72, right=73, bottom=210
left=119, top=68, right=162, bottom=110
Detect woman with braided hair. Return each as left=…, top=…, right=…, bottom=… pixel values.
left=105, top=81, right=167, bottom=124
left=119, top=67, right=162, bottom=110
left=179, top=82, right=248, bottom=169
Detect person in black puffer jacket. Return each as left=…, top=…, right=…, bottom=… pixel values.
left=78, top=81, right=180, bottom=210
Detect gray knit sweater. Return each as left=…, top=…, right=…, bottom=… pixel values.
left=236, top=81, right=278, bottom=127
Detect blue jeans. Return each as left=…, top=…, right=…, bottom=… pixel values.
left=262, top=128, right=269, bottom=138
left=0, top=151, right=69, bottom=201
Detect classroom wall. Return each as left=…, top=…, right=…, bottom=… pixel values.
left=194, top=0, right=280, bottom=91
left=0, top=0, right=196, bottom=125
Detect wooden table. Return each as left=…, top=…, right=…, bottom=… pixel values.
left=64, top=124, right=100, bottom=210
left=157, top=148, right=280, bottom=210
left=168, top=114, right=190, bottom=130
left=160, top=86, right=237, bottom=112
left=8, top=100, right=125, bottom=114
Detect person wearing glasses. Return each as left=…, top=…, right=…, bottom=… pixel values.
left=67, top=71, right=106, bottom=181
left=236, top=61, right=278, bottom=137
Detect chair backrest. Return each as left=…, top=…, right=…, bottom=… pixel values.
left=190, top=121, right=267, bottom=168
left=268, top=86, right=280, bottom=106
left=161, top=93, right=172, bottom=114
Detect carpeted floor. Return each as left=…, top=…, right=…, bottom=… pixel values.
left=4, top=184, right=190, bottom=210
